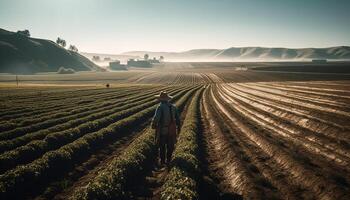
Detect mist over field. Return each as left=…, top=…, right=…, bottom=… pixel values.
left=79, top=46, right=350, bottom=66
left=121, top=46, right=350, bottom=62
left=1, top=0, right=350, bottom=200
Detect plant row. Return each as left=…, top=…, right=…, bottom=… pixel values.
left=0, top=87, right=133, bottom=119
left=160, top=88, right=203, bottom=200
left=72, top=87, right=199, bottom=200
left=0, top=88, right=147, bottom=132
left=0, top=87, right=197, bottom=199
left=0, top=86, right=148, bottom=127
left=1, top=85, right=144, bottom=110
left=0, top=87, right=171, bottom=153
left=0, top=86, right=170, bottom=141
left=0, top=87, right=188, bottom=173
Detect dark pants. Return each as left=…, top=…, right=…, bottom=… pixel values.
left=158, top=133, right=175, bottom=164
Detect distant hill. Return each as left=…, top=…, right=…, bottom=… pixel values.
left=123, top=46, right=350, bottom=61
left=80, top=52, right=140, bottom=66
left=81, top=52, right=140, bottom=61
left=0, top=28, right=101, bottom=74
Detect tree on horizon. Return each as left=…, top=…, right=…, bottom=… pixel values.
left=69, top=45, right=78, bottom=52
left=17, top=30, right=30, bottom=37
left=56, top=37, right=66, bottom=47
left=144, top=54, right=149, bottom=60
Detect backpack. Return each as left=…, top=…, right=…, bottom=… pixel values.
left=168, top=104, right=177, bottom=142
left=153, top=104, right=177, bottom=145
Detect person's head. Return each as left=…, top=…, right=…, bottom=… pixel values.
left=155, top=91, right=172, bottom=102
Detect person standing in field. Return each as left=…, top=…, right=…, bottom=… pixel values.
left=152, top=91, right=181, bottom=166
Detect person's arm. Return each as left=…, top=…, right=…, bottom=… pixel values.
left=175, top=106, right=181, bottom=132
left=151, top=105, right=161, bottom=129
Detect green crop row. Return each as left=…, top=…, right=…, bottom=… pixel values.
left=72, top=87, right=198, bottom=200
left=1, top=85, right=146, bottom=111
left=0, top=87, right=148, bottom=132
left=2, top=87, right=118, bottom=104
left=0, top=86, right=174, bottom=148
left=160, top=88, right=203, bottom=200
left=0, top=88, right=156, bottom=141
left=0, top=87, right=188, bottom=173
left=0, top=86, right=196, bottom=199
left=0, top=87, right=140, bottom=120
left=0, top=88, right=168, bottom=153
left=0, top=86, right=153, bottom=130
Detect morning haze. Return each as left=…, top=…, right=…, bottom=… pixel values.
left=1, top=0, right=350, bottom=54
left=1, top=1, right=350, bottom=200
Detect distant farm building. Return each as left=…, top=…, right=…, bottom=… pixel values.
left=312, top=59, right=327, bottom=64
left=109, top=60, right=127, bottom=71
left=149, top=57, right=160, bottom=64
left=127, top=59, right=152, bottom=68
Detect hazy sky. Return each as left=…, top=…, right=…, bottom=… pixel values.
left=1, top=0, right=350, bottom=54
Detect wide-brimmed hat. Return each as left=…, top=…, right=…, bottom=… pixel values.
left=155, top=91, right=173, bottom=101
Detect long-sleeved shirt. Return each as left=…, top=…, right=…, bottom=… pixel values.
left=152, top=102, right=181, bottom=130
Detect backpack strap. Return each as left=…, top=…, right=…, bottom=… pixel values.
left=169, top=104, right=174, bottom=122
left=160, top=104, right=165, bottom=125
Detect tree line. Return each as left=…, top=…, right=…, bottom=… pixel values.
left=56, top=37, right=78, bottom=52
left=144, top=54, right=164, bottom=61
left=16, top=29, right=78, bottom=52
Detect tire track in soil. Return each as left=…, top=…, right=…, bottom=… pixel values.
left=224, top=83, right=350, bottom=142
left=275, top=81, right=350, bottom=93
left=254, top=82, right=350, bottom=104
left=229, top=83, right=350, bottom=127
left=213, top=84, right=349, bottom=200
left=236, top=83, right=350, bottom=120
left=209, top=85, right=304, bottom=200
left=218, top=84, right=350, bottom=191
left=220, top=85, right=350, bottom=165
left=200, top=85, right=260, bottom=199
left=245, top=83, right=350, bottom=111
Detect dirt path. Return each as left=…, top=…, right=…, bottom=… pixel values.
left=199, top=85, right=246, bottom=199
left=128, top=90, right=195, bottom=199
left=128, top=162, right=169, bottom=199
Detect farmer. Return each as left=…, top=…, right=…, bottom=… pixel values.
left=152, top=91, right=181, bottom=166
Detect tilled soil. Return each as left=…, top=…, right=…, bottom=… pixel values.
left=201, top=82, right=350, bottom=200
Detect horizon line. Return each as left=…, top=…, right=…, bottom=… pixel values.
left=82, top=45, right=350, bottom=55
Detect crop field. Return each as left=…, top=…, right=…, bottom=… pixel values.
left=202, top=81, right=350, bottom=200
left=0, top=63, right=350, bottom=200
